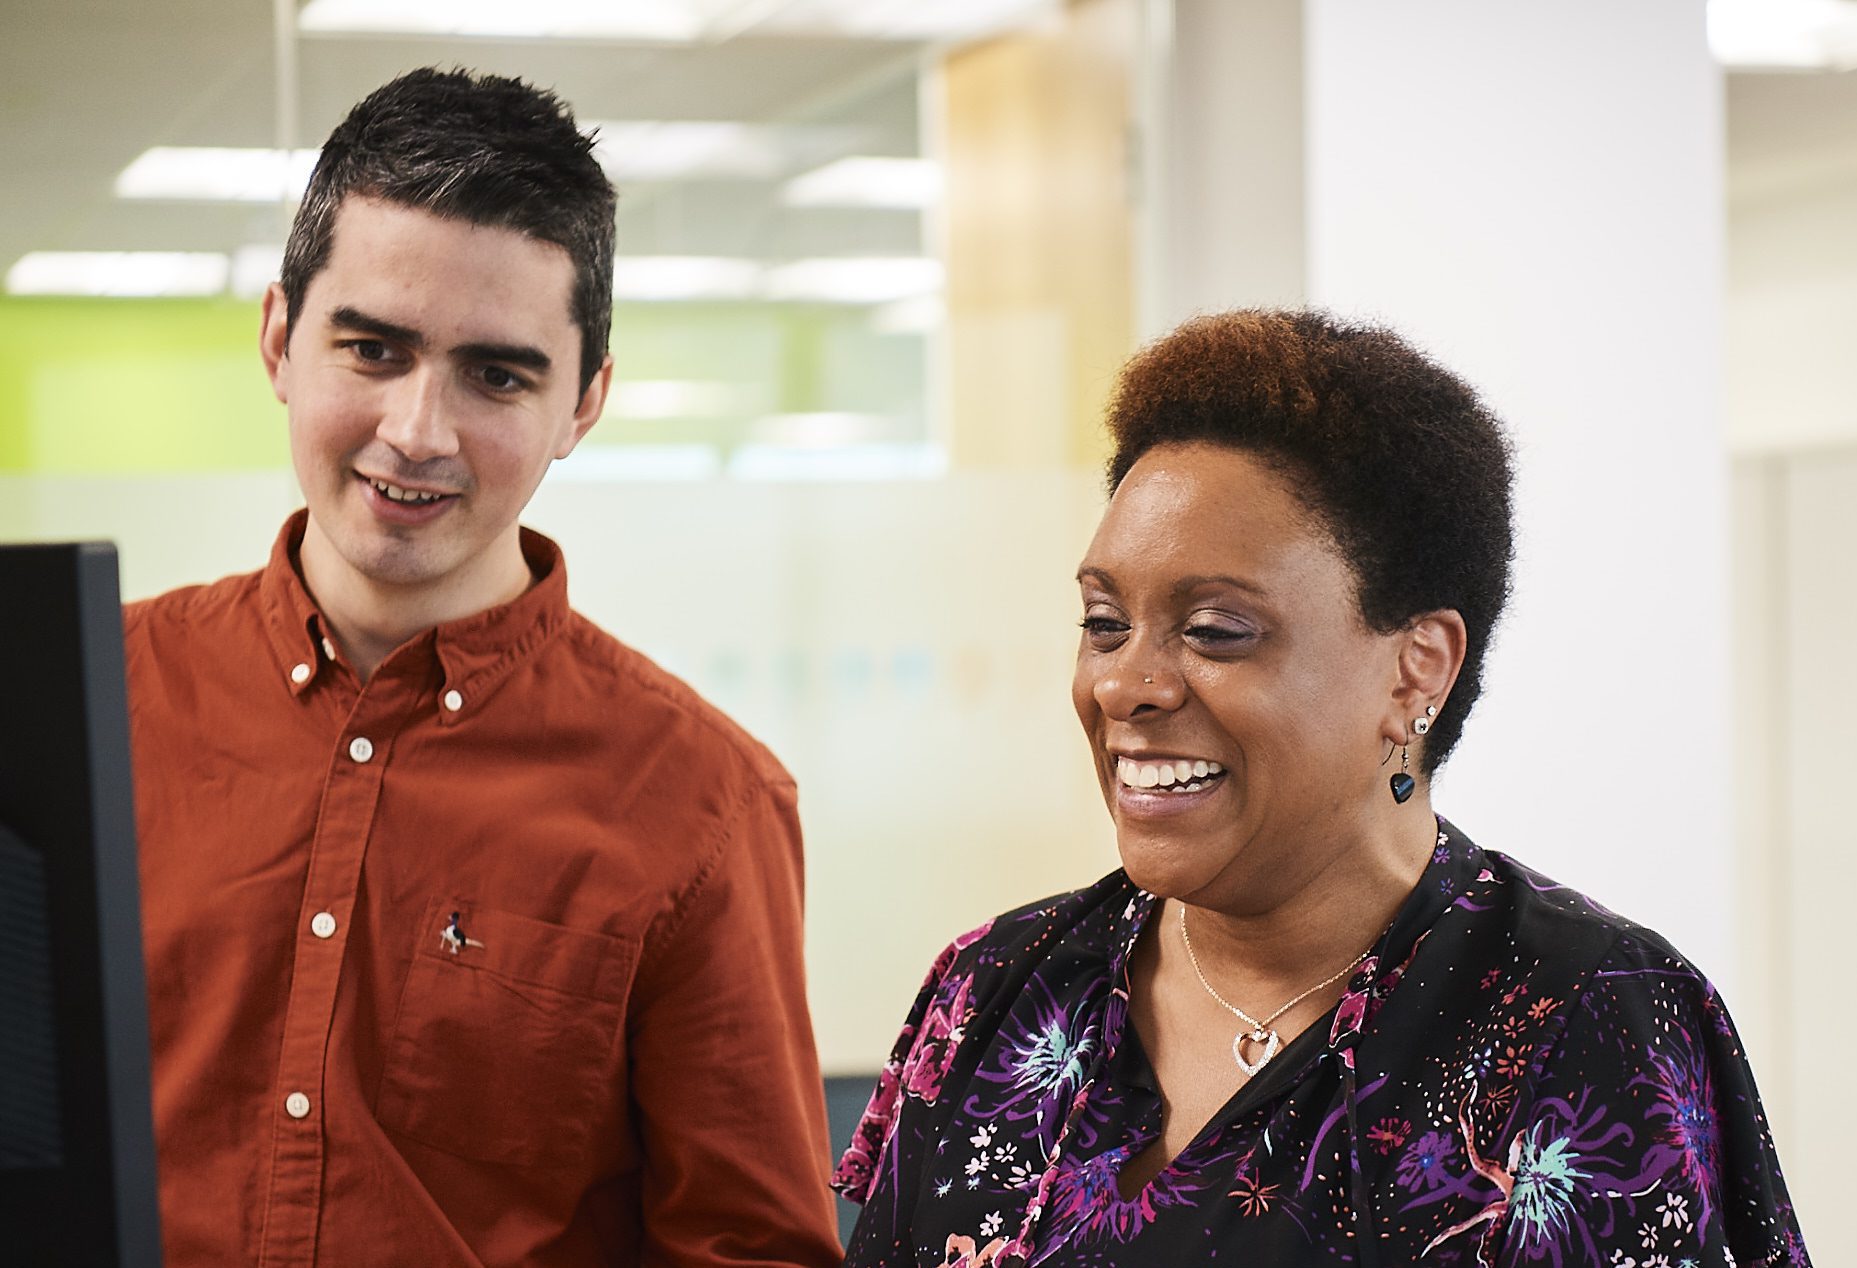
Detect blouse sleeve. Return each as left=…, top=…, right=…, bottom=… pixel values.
left=831, top=920, right=993, bottom=1208
left=1496, top=930, right=1809, bottom=1267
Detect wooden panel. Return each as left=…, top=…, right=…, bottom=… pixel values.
left=939, top=0, right=1137, bottom=470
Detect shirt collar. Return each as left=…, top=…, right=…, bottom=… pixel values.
left=257, top=508, right=571, bottom=720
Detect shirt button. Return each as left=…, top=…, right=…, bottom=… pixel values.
left=310, top=911, right=337, bottom=939
left=289, top=662, right=311, bottom=685
left=442, top=689, right=463, bottom=712
left=321, top=637, right=337, bottom=661
left=284, top=1092, right=311, bottom=1120
left=349, top=736, right=374, bottom=763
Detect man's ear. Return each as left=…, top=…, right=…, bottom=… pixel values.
left=557, top=353, right=613, bottom=460
left=260, top=282, right=291, bottom=405
left=1381, top=609, right=1468, bottom=749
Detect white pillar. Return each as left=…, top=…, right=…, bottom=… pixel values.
left=1157, top=2, right=1733, bottom=999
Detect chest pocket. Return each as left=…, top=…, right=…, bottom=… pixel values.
left=376, top=898, right=641, bottom=1167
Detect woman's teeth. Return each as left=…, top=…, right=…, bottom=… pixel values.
left=1117, top=757, right=1225, bottom=792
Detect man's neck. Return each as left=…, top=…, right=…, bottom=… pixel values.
left=297, top=517, right=533, bottom=682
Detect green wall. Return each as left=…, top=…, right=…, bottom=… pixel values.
left=0, top=298, right=287, bottom=472
left=0, top=297, right=926, bottom=473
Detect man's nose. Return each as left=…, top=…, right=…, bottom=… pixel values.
left=375, top=368, right=460, bottom=462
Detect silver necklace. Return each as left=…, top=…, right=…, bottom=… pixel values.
left=1177, top=904, right=1372, bottom=1076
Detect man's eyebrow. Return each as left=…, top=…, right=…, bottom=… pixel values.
left=328, top=307, right=552, bottom=375
left=329, top=305, right=424, bottom=349
left=454, top=341, right=552, bottom=374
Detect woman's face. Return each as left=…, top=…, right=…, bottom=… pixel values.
left=1072, top=442, right=1409, bottom=912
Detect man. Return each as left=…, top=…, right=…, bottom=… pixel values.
left=124, top=68, right=843, bottom=1266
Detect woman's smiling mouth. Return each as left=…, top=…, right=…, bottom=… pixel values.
left=1116, top=755, right=1227, bottom=794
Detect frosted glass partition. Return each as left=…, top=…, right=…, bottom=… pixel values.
left=0, top=469, right=1124, bottom=1073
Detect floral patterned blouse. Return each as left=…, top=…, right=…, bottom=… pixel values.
left=834, top=822, right=1809, bottom=1267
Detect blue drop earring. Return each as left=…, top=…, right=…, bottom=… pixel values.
left=1389, top=706, right=1436, bottom=804
left=1389, top=745, right=1415, bottom=804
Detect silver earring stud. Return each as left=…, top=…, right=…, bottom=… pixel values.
left=1413, top=704, right=1438, bottom=734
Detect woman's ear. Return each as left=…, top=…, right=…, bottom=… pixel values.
left=1382, top=609, right=1468, bottom=748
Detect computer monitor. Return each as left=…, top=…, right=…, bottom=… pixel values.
left=0, top=541, right=162, bottom=1265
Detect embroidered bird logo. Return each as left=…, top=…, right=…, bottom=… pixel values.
left=439, top=910, right=484, bottom=955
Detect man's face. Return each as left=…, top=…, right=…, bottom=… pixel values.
left=261, top=196, right=608, bottom=604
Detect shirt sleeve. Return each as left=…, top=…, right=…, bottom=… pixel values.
left=625, top=775, right=843, bottom=1268
left=831, top=919, right=992, bottom=1264
left=1496, top=932, right=1810, bottom=1267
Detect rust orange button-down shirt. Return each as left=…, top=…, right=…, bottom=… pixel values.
left=124, top=512, right=841, bottom=1267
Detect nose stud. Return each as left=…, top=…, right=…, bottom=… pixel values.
left=1143, top=675, right=1153, bottom=684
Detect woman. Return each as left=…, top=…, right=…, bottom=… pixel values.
left=833, top=312, right=1807, bottom=1266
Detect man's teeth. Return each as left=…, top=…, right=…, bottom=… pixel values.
left=370, top=478, right=445, bottom=505
left=1117, top=757, right=1225, bottom=791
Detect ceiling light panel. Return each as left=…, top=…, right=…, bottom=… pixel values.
left=7, top=252, right=231, bottom=298
left=587, top=122, right=789, bottom=182
left=761, top=257, right=943, bottom=304
left=758, top=0, right=1059, bottom=40
left=782, top=157, right=941, bottom=209
left=610, top=380, right=744, bottom=418
left=611, top=256, right=763, bottom=301
left=297, top=0, right=709, bottom=40
left=232, top=245, right=286, bottom=300
left=116, top=148, right=320, bottom=203
left=1708, top=0, right=1857, bottom=68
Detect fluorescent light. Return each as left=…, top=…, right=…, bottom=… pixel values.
left=587, top=122, right=789, bottom=181
left=611, top=256, right=763, bottom=302
left=762, top=257, right=944, bottom=305
left=116, top=147, right=318, bottom=203
left=760, top=0, right=1058, bottom=40
left=609, top=380, right=743, bottom=419
left=746, top=412, right=883, bottom=448
left=232, top=245, right=285, bottom=300
left=782, top=157, right=941, bottom=209
left=1708, top=0, right=1857, bottom=68
left=298, top=0, right=705, bottom=39
left=728, top=442, right=947, bottom=481
left=870, top=294, right=946, bottom=335
left=6, top=252, right=230, bottom=298
left=552, top=444, right=722, bottom=481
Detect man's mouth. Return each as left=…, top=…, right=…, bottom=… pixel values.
left=361, top=475, right=454, bottom=506
left=1116, top=756, right=1227, bottom=794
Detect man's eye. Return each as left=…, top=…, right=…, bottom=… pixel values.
left=479, top=365, right=524, bottom=391
left=350, top=340, right=388, bottom=361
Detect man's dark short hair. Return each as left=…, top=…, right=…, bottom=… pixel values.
left=1104, top=309, right=1516, bottom=776
left=280, top=67, right=616, bottom=392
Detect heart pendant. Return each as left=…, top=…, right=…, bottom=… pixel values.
left=1232, top=1027, right=1280, bottom=1076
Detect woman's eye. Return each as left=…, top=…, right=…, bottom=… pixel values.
left=1079, top=615, right=1129, bottom=645
left=1185, top=622, right=1256, bottom=649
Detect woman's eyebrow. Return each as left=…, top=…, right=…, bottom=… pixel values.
left=1173, top=573, right=1267, bottom=597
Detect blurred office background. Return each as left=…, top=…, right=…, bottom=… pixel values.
left=2, top=0, right=1851, bottom=1251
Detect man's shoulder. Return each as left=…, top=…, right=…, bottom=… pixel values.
left=551, top=608, right=791, bottom=789
left=124, top=567, right=265, bottom=642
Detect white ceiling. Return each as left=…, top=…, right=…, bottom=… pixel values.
left=0, top=0, right=951, bottom=274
